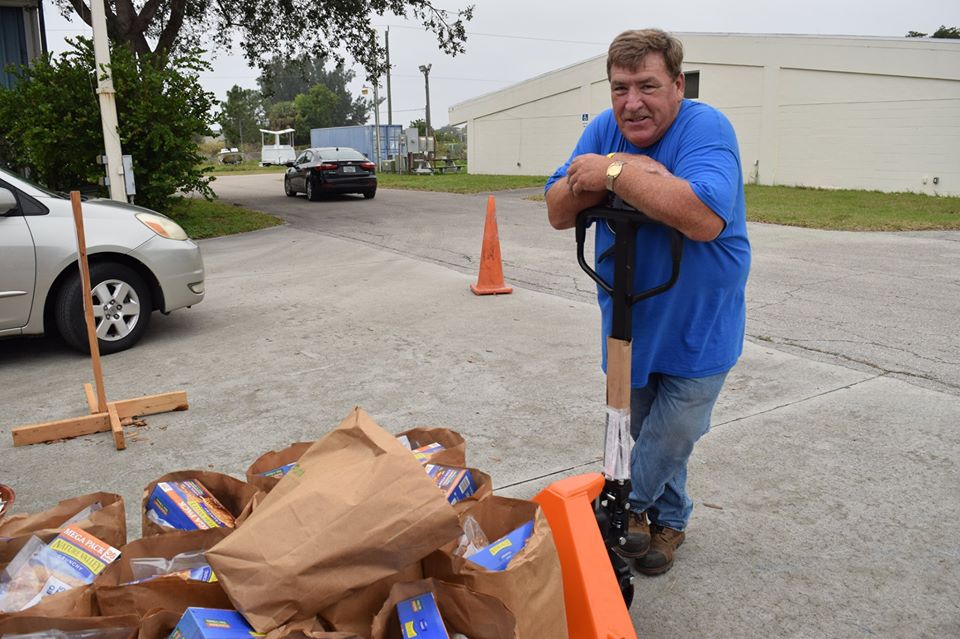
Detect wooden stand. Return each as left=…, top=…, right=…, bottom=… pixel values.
left=10, top=192, right=188, bottom=449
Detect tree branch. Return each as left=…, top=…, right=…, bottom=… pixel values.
left=155, top=0, right=188, bottom=56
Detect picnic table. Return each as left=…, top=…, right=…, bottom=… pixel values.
left=436, top=158, right=462, bottom=174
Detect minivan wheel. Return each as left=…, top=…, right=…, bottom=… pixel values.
left=54, top=262, right=153, bottom=355
left=306, top=178, right=321, bottom=201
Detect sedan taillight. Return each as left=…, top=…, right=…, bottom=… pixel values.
left=316, top=163, right=337, bottom=171
left=360, top=161, right=376, bottom=171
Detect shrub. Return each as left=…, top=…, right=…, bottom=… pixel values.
left=0, top=38, right=217, bottom=212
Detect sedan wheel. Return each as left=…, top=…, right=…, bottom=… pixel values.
left=54, top=262, right=153, bottom=355
left=306, top=177, right=321, bottom=201
left=284, top=177, right=296, bottom=197
left=363, top=189, right=377, bottom=199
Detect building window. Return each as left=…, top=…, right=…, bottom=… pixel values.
left=0, top=7, right=28, bottom=89
left=684, top=71, right=700, bottom=100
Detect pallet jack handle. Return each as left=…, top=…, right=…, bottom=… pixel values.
left=575, top=204, right=684, bottom=342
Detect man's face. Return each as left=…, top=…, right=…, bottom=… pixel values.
left=610, top=53, right=685, bottom=148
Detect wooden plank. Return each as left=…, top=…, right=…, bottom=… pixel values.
left=71, top=192, right=108, bottom=413
left=112, top=391, right=188, bottom=420
left=107, top=402, right=125, bottom=451
left=83, top=382, right=99, bottom=414
left=605, top=336, right=632, bottom=410
left=12, top=413, right=112, bottom=447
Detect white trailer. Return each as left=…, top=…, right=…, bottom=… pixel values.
left=260, top=128, right=296, bottom=166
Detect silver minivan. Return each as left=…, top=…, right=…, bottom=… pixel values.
left=0, top=168, right=205, bottom=354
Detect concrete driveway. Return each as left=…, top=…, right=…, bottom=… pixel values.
left=1, top=173, right=958, bottom=637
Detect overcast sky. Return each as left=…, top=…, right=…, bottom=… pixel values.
left=43, top=0, right=959, bottom=129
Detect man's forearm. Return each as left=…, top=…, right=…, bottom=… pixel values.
left=546, top=175, right=607, bottom=230
left=613, top=164, right=724, bottom=242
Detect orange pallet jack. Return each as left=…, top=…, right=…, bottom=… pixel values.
left=535, top=203, right=683, bottom=639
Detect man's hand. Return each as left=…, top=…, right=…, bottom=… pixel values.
left=565, top=153, right=609, bottom=197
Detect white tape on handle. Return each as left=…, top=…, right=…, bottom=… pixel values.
left=603, top=406, right=633, bottom=481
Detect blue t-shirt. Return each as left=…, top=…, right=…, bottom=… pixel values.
left=546, top=101, right=751, bottom=387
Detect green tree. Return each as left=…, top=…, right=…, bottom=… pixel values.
left=0, top=38, right=215, bottom=211
left=906, top=25, right=959, bottom=38
left=259, top=57, right=369, bottom=126
left=220, top=85, right=263, bottom=148
left=293, top=84, right=340, bottom=145
left=266, top=100, right=301, bottom=133
left=53, top=0, right=472, bottom=77
left=409, top=118, right=427, bottom=136
left=932, top=25, right=960, bottom=38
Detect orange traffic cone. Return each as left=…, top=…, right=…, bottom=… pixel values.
left=470, top=195, right=513, bottom=295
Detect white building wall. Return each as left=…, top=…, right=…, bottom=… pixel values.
left=450, top=34, right=960, bottom=196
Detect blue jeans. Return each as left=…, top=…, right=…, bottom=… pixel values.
left=628, top=371, right=728, bottom=531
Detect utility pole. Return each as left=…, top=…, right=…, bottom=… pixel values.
left=386, top=27, right=393, bottom=126
left=90, top=0, right=127, bottom=202
left=418, top=64, right=432, bottom=162
left=372, top=80, right=382, bottom=169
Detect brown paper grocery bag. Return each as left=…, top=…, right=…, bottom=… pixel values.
left=206, top=407, right=463, bottom=633
left=95, top=528, right=232, bottom=616
left=137, top=608, right=182, bottom=639
left=396, top=427, right=467, bottom=467
left=422, top=496, right=567, bottom=639
left=0, top=612, right=139, bottom=637
left=140, top=471, right=258, bottom=536
left=453, top=467, right=493, bottom=514
left=0, top=492, right=126, bottom=563
left=319, top=561, right=422, bottom=637
left=265, top=617, right=364, bottom=639
left=0, top=583, right=99, bottom=619
left=369, top=578, right=517, bottom=639
left=245, top=442, right=314, bottom=493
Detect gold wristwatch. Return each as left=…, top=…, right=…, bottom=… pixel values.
left=606, top=161, right=625, bottom=191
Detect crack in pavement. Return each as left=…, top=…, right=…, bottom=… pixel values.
left=713, top=372, right=887, bottom=429
left=749, top=335, right=960, bottom=394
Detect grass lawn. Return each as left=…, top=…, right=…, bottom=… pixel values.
left=203, top=162, right=287, bottom=175
left=376, top=173, right=546, bottom=193
left=165, top=196, right=282, bottom=240
left=744, top=185, right=960, bottom=231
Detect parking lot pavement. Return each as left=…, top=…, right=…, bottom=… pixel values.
left=1, top=195, right=958, bottom=636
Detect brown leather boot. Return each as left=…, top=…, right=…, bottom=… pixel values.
left=615, top=510, right=650, bottom=558
left=635, top=525, right=684, bottom=575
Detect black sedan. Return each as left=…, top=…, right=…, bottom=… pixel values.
left=283, top=147, right=377, bottom=201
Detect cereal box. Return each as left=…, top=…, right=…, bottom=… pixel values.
left=147, top=480, right=236, bottom=530
left=396, top=592, right=449, bottom=639
left=257, top=462, right=298, bottom=478
left=168, top=607, right=264, bottom=639
left=466, top=519, right=535, bottom=571
left=424, top=465, right=476, bottom=505
left=412, top=443, right=446, bottom=465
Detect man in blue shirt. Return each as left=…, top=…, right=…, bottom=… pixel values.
left=546, top=29, right=750, bottom=576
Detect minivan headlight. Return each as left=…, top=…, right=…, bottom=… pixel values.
left=136, top=212, right=188, bottom=240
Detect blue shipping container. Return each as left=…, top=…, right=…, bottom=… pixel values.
left=309, top=125, right=402, bottom=166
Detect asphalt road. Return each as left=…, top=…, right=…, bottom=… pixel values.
left=214, top=173, right=960, bottom=397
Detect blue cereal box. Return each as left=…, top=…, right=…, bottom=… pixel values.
left=396, top=592, right=450, bottom=639
left=412, top=443, right=446, bottom=465
left=424, top=464, right=476, bottom=505
left=258, top=462, right=298, bottom=478
left=167, top=607, right=263, bottom=639
left=147, top=480, right=236, bottom=531
left=467, top=519, right=535, bottom=571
